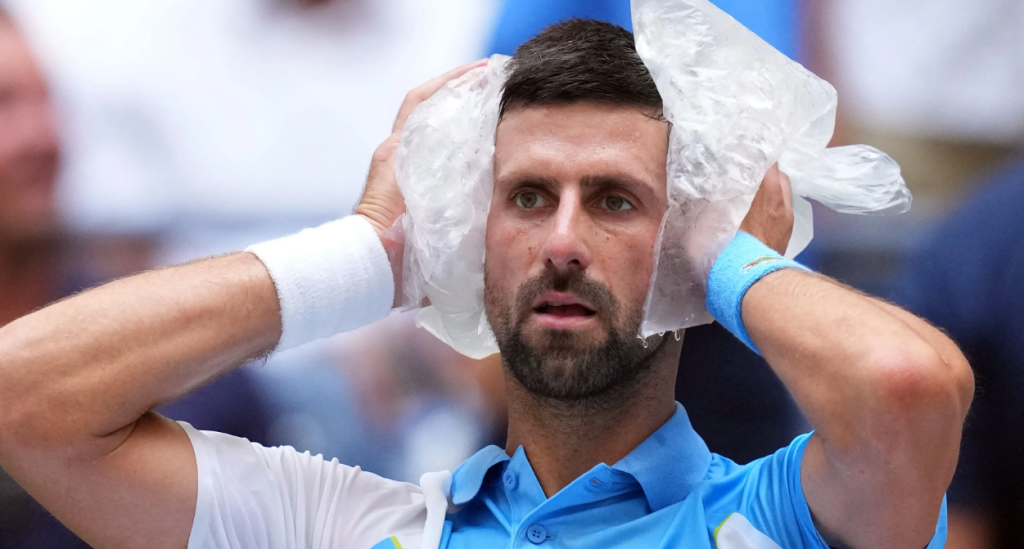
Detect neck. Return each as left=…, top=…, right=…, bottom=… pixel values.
left=504, top=337, right=682, bottom=497
left=0, top=239, right=61, bottom=327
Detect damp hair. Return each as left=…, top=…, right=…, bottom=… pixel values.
left=499, top=18, right=663, bottom=120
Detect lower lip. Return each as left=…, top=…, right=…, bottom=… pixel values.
left=533, top=312, right=597, bottom=329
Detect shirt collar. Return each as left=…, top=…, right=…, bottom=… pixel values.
left=610, top=402, right=711, bottom=511
left=450, top=445, right=511, bottom=505
left=449, top=402, right=711, bottom=511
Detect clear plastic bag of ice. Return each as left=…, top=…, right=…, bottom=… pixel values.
left=396, top=57, right=508, bottom=358
left=396, top=0, right=911, bottom=358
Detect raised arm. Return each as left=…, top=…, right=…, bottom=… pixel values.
left=736, top=167, right=974, bottom=549
left=0, top=62, right=482, bottom=549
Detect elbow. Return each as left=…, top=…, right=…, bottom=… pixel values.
left=867, top=340, right=974, bottom=432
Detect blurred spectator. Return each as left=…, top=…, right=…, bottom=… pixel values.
left=891, top=155, right=1024, bottom=549
left=7, top=0, right=499, bottom=260
left=486, top=0, right=809, bottom=464
left=809, top=0, right=1022, bottom=308
left=825, top=0, right=1023, bottom=206
left=0, top=10, right=272, bottom=548
left=4, top=0, right=504, bottom=480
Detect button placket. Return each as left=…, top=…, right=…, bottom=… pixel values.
left=525, top=523, right=548, bottom=545
left=503, top=471, right=519, bottom=491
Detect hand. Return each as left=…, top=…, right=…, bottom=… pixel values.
left=355, top=59, right=488, bottom=307
left=355, top=59, right=489, bottom=237
left=739, top=164, right=794, bottom=255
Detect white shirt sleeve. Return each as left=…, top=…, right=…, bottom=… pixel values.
left=180, top=422, right=430, bottom=549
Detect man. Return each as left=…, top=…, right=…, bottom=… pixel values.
left=890, top=156, right=1024, bottom=549
left=0, top=20, right=972, bottom=549
left=0, top=9, right=273, bottom=548
left=487, top=0, right=811, bottom=467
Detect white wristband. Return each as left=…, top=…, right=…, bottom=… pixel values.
left=246, top=215, right=394, bottom=352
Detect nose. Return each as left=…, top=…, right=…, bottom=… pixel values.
left=540, top=190, right=591, bottom=274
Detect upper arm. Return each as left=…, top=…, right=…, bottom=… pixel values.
left=4, top=412, right=198, bottom=549
left=801, top=433, right=948, bottom=549
left=3, top=406, right=428, bottom=549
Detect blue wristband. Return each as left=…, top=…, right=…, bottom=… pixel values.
left=706, top=231, right=809, bottom=354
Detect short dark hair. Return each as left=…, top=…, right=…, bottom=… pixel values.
left=499, top=19, right=662, bottom=120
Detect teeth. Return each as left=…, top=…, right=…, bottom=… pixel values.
left=548, top=302, right=564, bottom=306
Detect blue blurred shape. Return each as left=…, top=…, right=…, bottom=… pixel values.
left=487, top=0, right=801, bottom=61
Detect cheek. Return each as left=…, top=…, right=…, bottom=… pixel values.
left=484, top=216, right=539, bottom=298
left=599, top=231, right=658, bottom=312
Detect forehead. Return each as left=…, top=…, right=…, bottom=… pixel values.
left=494, top=102, right=669, bottom=193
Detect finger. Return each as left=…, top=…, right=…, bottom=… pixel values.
left=392, top=59, right=489, bottom=133
left=778, top=169, right=793, bottom=211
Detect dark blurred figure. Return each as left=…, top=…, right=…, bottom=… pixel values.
left=676, top=324, right=806, bottom=464
left=0, top=11, right=272, bottom=548
left=0, top=8, right=61, bottom=328
left=890, top=156, right=1024, bottom=549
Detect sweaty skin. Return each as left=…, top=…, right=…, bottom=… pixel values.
left=0, top=61, right=972, bottom=549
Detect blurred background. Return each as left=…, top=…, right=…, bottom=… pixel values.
left=0, top=0, right=1020, bottom=548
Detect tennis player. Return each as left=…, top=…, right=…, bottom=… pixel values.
left=0, top=20, right=972, bottom=549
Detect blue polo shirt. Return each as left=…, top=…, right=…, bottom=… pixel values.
left=438, top=403, right=947, bottom=548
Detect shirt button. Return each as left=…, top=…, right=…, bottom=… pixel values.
left=503, top=472, right=518, bottom=490
left=526, top=524, right=547, bottom=544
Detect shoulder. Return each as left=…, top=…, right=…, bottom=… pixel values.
left=180, top=423, right=432, bottom=549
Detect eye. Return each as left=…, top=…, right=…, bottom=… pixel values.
left=514, top=191, right=546, bottom=209
left=600, top=195, right=634, bottom=212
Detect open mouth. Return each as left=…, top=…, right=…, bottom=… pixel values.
left=530, top=292, right=599, bottom=329
left=534, top=302, right=597, bottom=317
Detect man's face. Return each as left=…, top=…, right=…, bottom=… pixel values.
left=0, top=19, right=60, bottom=244
left=484, top=101, right=670, bottom=401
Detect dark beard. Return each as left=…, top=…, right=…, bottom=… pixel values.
left=485, top=269, right=664, bottom=402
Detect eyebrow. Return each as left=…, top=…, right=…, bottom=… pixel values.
left=496, top=172, right=659, bottom=195
left=579, top=173, right=658, bottom=196
left=494, top=173, right=562, bottom=193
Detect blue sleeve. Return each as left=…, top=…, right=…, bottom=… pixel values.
left=707, top=434, right=948, bottom=548
left=706, top=433, right=828, bottom=548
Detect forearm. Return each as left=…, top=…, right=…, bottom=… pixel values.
left=743, top=268, right=973, bottom=546
left=0, top=253, right=280, bottom=457
left=725, top=168, right=971, bottom=546
left=744, top=269, right=972, bottom=452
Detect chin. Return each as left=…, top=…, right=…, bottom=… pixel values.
left=528, top=324, right=607, bottom=354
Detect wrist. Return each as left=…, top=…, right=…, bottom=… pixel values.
left=246, top=215, right=395, bottom=351
left=373, top=215, right=405, bottom=309
left=706, top=231, right=809, bottom=354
